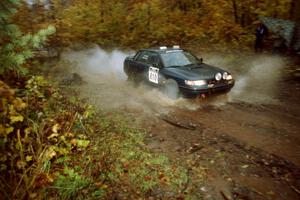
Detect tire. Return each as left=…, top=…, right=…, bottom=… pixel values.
left=162, top=79, right=180, bottom=99
left=126, top=70, right=139, bottom=86
left=126, top=71, right=134, bottom=82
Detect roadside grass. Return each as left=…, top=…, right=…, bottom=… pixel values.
left=45, top=109, right=193, bottom=199
left=0, top=74, right=198, bottom=199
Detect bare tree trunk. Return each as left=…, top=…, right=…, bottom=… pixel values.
left=273, top=0, right=279, bottom=18
left=147, top=3, right=151, bottom=32
left=290, top=0, right=300, bottom=23
left=240, top=5, right=246, bottom=27
left=99, top=0, right=104, bottom=23
left=232, top=0, right=239, bottom=23
left=290, top=0, right=295, bottom=20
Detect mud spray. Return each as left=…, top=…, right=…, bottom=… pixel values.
left=60, top=46, right=286, bottom=114
left=204, top=53, right=286, bottom=104
left=60, top=45, right=197, bottom=114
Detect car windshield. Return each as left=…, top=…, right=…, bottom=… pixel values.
left=161, top=51, right=200, bottom=67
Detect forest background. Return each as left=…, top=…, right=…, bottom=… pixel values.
left=15, top=0, right=300, bottom=50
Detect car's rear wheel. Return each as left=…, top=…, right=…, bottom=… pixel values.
left=126, top=71, right=140, bottom=86
left=127, top=73, right=135, bottom=82
left=162, top=79, right=180, bottom=99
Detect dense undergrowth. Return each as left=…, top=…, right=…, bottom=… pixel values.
left=0, top=74, right=196, bottom=199
left=1, top=1, right=198, bottom=198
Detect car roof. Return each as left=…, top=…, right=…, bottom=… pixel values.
left=140, top=46, right=183, bottom=54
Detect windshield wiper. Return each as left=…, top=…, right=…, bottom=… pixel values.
left=166, top=65, right=182, bottom=68
left=190, top=63, right=203, bottom=69
left=183, top=63, right=196, bottom=67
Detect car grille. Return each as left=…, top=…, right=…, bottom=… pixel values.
left=208, top=79, right=226, bottom=84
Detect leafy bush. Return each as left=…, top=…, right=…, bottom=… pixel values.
left=0, top=76, right=91, bottom=199
left=0, top=75, right=194, bottom=199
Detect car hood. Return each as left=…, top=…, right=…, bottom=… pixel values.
left=162, top=63, right=226, bottom=80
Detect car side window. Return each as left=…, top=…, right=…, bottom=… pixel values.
left=136, top=51, right=161, bottom=68
left=148, top=54, right=160, bottom=67
left=136, top=51, right=149, bottom=63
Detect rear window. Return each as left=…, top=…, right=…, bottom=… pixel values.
left=136, top=51, right=160, bottom=66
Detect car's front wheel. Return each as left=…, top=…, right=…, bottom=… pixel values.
left=162, top=79, right=180, bottom=99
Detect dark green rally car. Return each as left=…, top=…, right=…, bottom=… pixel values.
left=124, top=46, right=235, bottom=98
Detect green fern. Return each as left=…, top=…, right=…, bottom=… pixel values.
left=0, top=0, right=55, bottom=75
left=54, top=167, right=91, bottom=199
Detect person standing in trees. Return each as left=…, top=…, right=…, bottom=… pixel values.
left=254, top=22, right=268, bottom=53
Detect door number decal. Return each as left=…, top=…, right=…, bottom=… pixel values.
left=149, top=67, right=159, bottom=84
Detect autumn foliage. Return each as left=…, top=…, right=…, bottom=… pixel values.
left=13, top=0, right=295, bottom=49
left=0, top=76, right=196, bottom=199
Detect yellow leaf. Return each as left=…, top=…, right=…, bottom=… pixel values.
left=25, top=127, right=31, bottom=134
left=6, top=127, right=14, bottom=134
left=65, top=132, right=74, bottom=138
left=10, top=115, right=24, bottom=124
left=83, top=111, right=90, bottom=118
left=52, top=124, right=60, bottom=133
left=26, top=155, right=33, bottom=162
left=241, top=165, right=249, bottom=169
left=101, top=184, right=108, bottom=189
left=47, top=133, right=59, bottom=140
left=47, top=150, right=57, bottom=159
left=77, top=139, right=90, bottom=148
left=0, top=125, right=6, bottom=135
left=70, top=138, right=77, bottom=146
left=13, top=98, right=27, bottom=111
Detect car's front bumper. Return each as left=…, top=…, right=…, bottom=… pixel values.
left=179, top=80, right=235, bottom=97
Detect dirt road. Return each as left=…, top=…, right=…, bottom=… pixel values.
left=58, top=48, right=300, bottom=199
left=143, top=99, right=300, bottom=200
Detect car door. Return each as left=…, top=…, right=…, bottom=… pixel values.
left=131, top=51, right=150, bottom=82
left=145, top=52, right=162, bottom=85
left=133, top=51, right=162, bottom=84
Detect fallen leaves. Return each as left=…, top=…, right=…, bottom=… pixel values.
left=241, top=164, right=249, bottom=169
left=76, top=139, right=90, bottom=148
left=45, top=147, right=57, bottom=160
left=5, top=126, right=14, bottom=134
left=47, top=133, right=59, bottom=140
left=12, top=98, right=27, bottom=111
left=10, top=115, right=24, bottom=124
left=34, top=173, right=54, bottom=189
left=51, top=123, right=60, bottom=133
left=26, top=155, right=33, bottom=162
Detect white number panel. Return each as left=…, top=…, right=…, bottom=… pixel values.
left=148, top=67, right=159, bottom=84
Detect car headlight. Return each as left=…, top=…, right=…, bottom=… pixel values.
left=215, top=73, right=222, bottom=81
left=222, top=72, right=228, bottom=80
left=185, top=80, right=207, bottom=86
left=226, top=74, right=233, bottom=80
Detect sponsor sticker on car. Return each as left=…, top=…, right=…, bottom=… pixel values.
left=149, top=67, right=159, bottom=84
